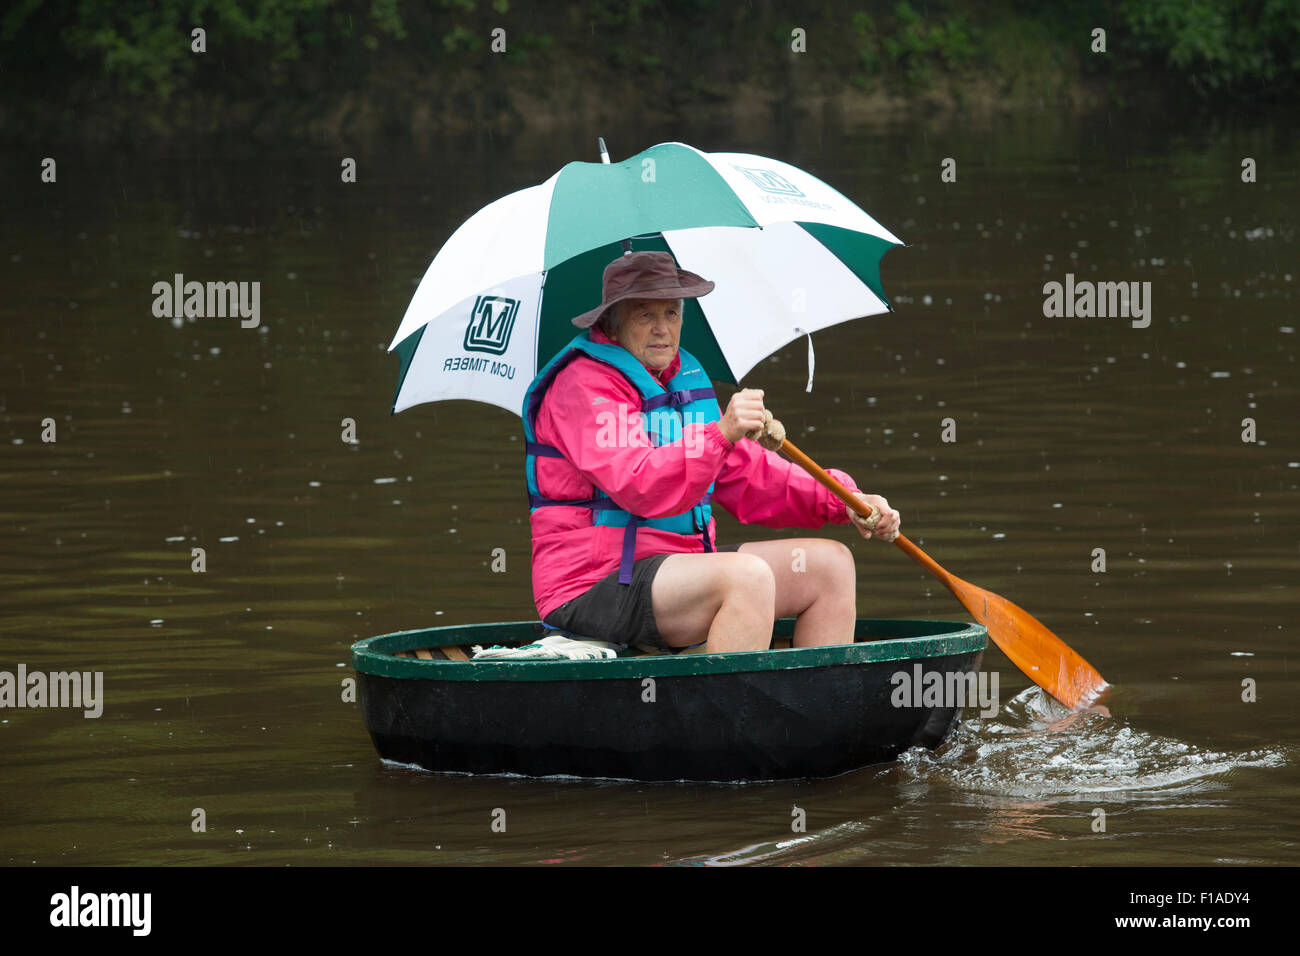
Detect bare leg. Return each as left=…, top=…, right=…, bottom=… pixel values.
left=651, top=552, right=775, bottom=652
left=734, top=539, right=857, bottom=647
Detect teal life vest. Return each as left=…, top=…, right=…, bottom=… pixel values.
left=523, top=331, right=721, bottom=585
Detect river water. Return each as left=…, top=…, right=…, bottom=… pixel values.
left=1, top=110, right=1296, bottom=865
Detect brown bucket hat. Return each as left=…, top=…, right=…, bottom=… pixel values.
left=572, top=251, right=715, bottom=328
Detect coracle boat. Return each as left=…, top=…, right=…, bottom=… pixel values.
left=351, top=618, right=986, bottom=783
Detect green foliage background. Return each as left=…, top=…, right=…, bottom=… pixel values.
left=2, top=0, right=1295, bottom=139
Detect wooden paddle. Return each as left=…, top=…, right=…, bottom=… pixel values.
left=777, top=437, right=1109, bottom=711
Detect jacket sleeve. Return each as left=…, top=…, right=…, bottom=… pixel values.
left=535, top=360, right=735, bottom=518
left=710, top=436, right=863, bottom=528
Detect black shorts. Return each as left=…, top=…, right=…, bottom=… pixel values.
left=544, top=543, right=744, bottom=650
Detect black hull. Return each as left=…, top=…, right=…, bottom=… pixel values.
left=357, top=643, right=984, bottom=782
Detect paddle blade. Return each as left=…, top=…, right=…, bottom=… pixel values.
left=947, top=577, right=1109, bottom=711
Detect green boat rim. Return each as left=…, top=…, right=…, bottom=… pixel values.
left=351, top=618, right=987, bottom=682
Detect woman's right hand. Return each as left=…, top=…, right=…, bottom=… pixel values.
left=719, top=388, right=767, bottom=443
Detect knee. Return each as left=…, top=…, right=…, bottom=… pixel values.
left=817, top=539, right=856, bottom=588
left=722, top=553, right=775, bottom=602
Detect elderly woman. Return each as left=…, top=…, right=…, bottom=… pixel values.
left=523, top=251, right=900, bottom=653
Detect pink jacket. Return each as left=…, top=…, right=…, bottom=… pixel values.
left=529, top=326, right=863, bottom=619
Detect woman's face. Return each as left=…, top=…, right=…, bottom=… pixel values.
left=612, top=297, right=682, bottom=371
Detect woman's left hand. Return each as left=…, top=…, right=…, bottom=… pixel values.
left=849, top=493, right=900, bottom=541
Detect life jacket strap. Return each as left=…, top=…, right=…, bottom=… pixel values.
left=527, top=492, right=710, bottom=525
left=528, top=492, right=621, bottom=510
left=526, top=440, right=565, bottom=459
left=641, top=387, right=716, bottom=411
left=618, top=518, right=640, bottom=585
left=617, top=500, right=714, bottom=584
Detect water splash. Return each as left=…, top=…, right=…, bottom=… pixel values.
left=898, top=687, right=1285, bottom=799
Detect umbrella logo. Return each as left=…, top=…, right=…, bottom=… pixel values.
left=732, top=165, right=805, bottom=197
left=464, top=295, right=520, bottom=355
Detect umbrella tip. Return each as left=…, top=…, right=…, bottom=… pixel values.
left=598, top=137, right=610, bottom=164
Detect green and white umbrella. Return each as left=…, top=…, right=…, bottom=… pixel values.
left=388, top=141, right=902, bottom=415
